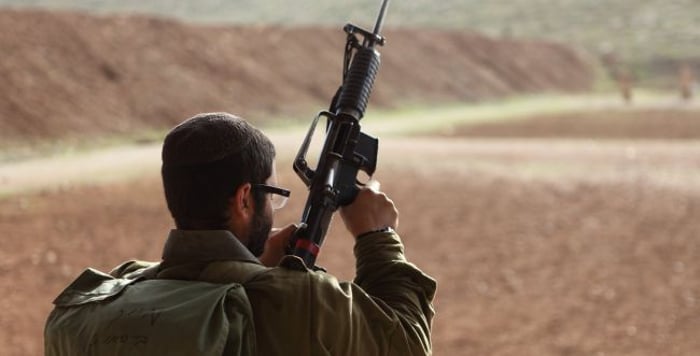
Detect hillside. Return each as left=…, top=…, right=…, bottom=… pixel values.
left=0, top=9, right=592, bottom=146
left=1, top=0, right=697, bottom=65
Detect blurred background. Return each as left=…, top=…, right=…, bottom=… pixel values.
left=0, top=1, right=698, bottom=355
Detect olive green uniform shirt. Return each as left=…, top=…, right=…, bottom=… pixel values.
left=51, top=229, right=437, bottom=355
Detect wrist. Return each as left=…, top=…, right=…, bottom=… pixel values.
left=356, top=226, right=394, bottom=240
left=353, top=228, right=406, bottom=266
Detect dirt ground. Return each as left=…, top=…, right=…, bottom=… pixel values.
left=448, top=108, right=700, bottom=140
left=2, top=108, right=700, bottom=355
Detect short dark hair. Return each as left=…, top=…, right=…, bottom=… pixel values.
left=161, top=112, right=275, bottom=229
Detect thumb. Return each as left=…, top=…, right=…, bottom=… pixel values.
left=366, top=179, right=381, bottom=192
left=259, top=224, right=297, bottom=267
left=268, top=224, right=296, bottom=246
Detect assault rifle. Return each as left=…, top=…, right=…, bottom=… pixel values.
left=290, top=0, right=391, bottom=268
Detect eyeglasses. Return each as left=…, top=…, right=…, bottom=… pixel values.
left=252, top=184, right=291, bottom=210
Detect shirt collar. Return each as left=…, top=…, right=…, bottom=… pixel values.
left=161, top=229, right=260, bottom=267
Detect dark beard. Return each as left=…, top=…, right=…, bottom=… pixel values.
left=247, top=209, right=273, bottom=257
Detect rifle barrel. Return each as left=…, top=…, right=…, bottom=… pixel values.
left=372, top=0, right=391, bottom=35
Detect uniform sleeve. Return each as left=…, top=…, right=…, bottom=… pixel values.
left=246, top=239, right=436, bottom=356
left=352, top=231, right=436, bottom=355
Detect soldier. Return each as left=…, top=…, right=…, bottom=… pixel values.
left=616, top=67, right=634, bottom=105
left=45, top=112, right=436, bottom=355
left=679, top=64, right=694, bottom=102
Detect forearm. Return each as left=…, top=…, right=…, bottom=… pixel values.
left=353, top=231, right=437, bottom=355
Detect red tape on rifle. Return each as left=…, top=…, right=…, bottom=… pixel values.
left=295, top=239, right=320, bottom=257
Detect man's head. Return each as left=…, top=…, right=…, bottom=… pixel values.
left=161, top=112, right=276, bottom=255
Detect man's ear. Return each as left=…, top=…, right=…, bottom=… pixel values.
left=230, top=183, right=253, bottom=220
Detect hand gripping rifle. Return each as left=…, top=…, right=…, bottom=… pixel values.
left=290, top=0, right=391, bottom=268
